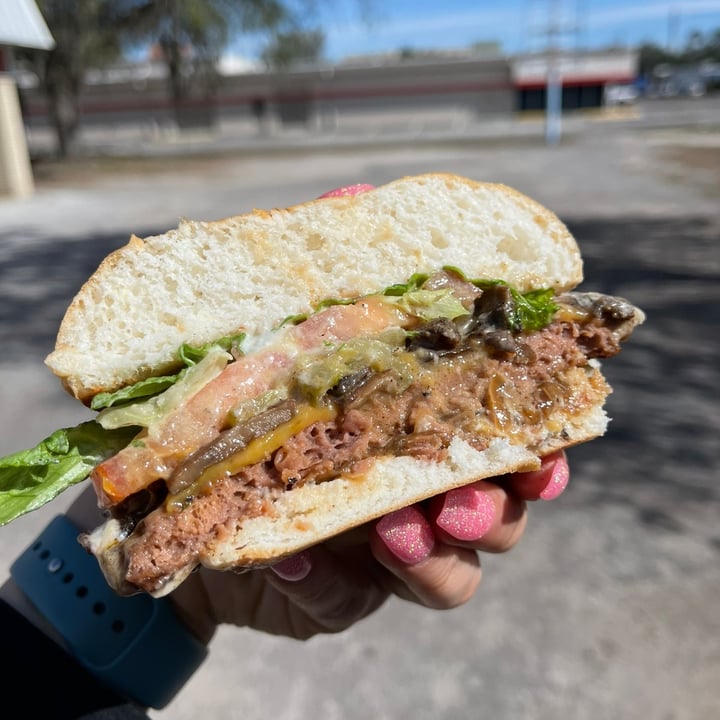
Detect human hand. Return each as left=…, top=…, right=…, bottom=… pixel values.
left=170, top=451, right=569, bottom=642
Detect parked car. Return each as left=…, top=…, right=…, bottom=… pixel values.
left=605, top=83, right=639, bottom=106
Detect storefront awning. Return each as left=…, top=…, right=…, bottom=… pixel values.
left=0, top=0, right=54, bottom=50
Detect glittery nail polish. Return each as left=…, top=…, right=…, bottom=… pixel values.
left=376, top=506, right=435, bottom=564
left=318, top=184, right=375, bottom=198
left=270, top=552, right=312, bottom=581
left=435, top=487, right=496, bottom=541
left=540, top=455, right=570, bottom=501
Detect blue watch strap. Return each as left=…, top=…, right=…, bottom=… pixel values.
left=11, top=515, right=208, bottom=709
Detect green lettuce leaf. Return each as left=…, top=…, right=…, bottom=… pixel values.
left=90, top=333, right=246, bottom=411
left=90, top=374, right=179, bottom=410
left=387, top=288, right=469, bottom=321
left=0, top=336, right=246, bottom=525
left=178, top=333, right=246, bottom=366
left=0, top=422, right=139, bottom=526
left=382, top=272, right=430, bottom=297
left=96, top=345, right=231, bottom=430
left=512, top=288, right=558, bottom=332
left=471, top=279, right=558, bottom=332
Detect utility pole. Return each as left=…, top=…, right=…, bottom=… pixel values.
left=536, top=0, right=582, bottom=146
left=667, top=8, right=681, bottom=51
left=544, top=0, right=564, bottom=146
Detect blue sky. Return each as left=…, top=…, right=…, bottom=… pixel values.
left=234, top=0, right=720, bottom=61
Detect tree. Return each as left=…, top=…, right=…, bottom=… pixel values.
left=261, top=28, right=325, bottom=70
left=637, top=42, right=674, bottom=77
left=639, top=27, right=720, bottom=76
left=19, top=1, right=121, bottom=156
left=22, top=0, right=372, bottom=155
left=21, top=0, right=297, bottom=154
left=112, top=1, right=289, bottom=110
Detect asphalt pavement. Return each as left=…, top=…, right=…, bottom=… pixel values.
left=0, top=106, right=718, bottom=720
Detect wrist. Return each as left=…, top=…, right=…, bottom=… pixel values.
left=64, top=488, right=218, bottom=645
left=10, top=513, right=209, bottom=709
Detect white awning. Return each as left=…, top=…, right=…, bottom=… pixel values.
left=511, top=50, right=638, bottom=85
left=0, top=0, right=54, bottom=50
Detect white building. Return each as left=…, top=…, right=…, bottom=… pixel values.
left=0, top=0, right=53, bottom=197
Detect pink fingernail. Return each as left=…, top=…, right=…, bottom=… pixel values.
left=318, top=184, right=375, bottom=198
left=376, top=506, right=435, bottom=564
left=270, top=552, right=312, bottom=581
left=436, top=487, right=496, bottom=541
left=540, top=455, right=570, bottom=501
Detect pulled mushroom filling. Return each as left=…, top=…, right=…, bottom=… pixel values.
left=91, top=269, right=638, bottom=594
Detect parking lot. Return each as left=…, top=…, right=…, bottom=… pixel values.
left=0, top=106, right=718, bottom=719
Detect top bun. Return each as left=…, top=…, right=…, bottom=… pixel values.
left=46, top=174, right=582, bottom=402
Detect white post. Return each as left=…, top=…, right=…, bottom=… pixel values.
left=545, top=61, right=562, bottom=146
left=0, top=73, right=35, bottom=197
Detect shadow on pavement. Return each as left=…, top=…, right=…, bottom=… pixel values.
left=0, top=226, right=163, bottom=364
left=1, top=216, right=718, bottom=526
left=564, top=216, right=719, bottom=539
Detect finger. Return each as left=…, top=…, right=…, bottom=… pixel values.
left=264, top=544, right=387, bottom=635
left=426, top=482, right=528, bottom=554
left=370, top=505, right=482, bottom=609
left=504, top=450, right=570, bottom=501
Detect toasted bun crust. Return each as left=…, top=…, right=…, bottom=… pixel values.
left=46, top=174, right=582, bottom=402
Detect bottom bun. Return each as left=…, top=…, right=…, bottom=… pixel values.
left=88, top=380, right=609, bottom=598
left=205, top=405, right=607, bottom=574
left=206, top=437, right=539, bottom=569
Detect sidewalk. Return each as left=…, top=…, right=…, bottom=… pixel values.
left=0, top=123, right=718, bottom=720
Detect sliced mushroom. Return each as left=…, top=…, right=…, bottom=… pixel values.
left=167, top=400, right=297, bottom=494
left=408, top=317, right=463, bottom=352
left=473, top=284, right=516, bottom=331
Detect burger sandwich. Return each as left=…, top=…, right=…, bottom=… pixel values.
left=0, top=174, right=645, bottom=597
